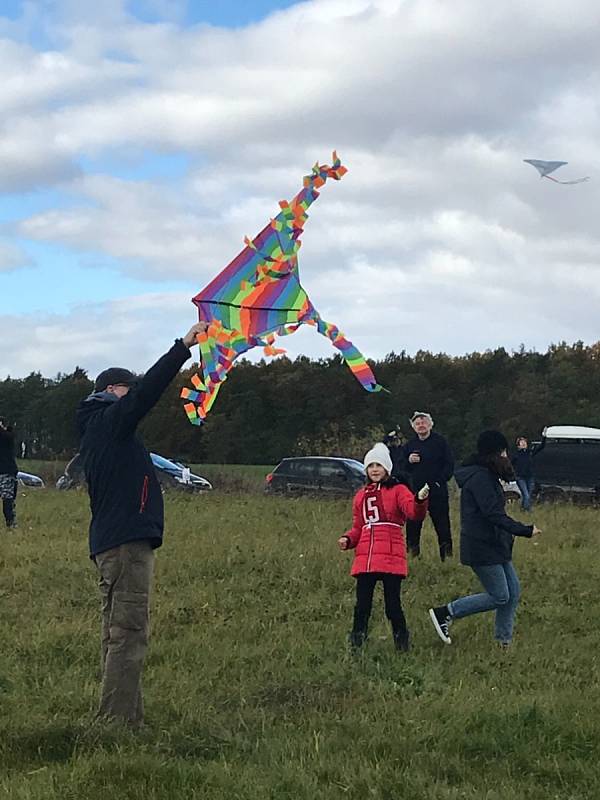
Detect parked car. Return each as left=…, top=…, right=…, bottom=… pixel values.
left=532, top=425, right=600, bottom=502
left=501, top=480, right=522, bottom=503
left=56, top=454, right=85, bottom=490
left=149, top=453, right=212, bottom=491
left=265, top=456, right=366, bottom=496
left=17, top=470, right=45, bottom=488
left=56, top=452, right=212, bottom=492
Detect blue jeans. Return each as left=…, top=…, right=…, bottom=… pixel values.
left=448, top=562, right=521, bottom=643
left=516, top=477, right=535, bottom=511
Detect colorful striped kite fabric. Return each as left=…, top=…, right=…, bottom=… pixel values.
left=181, top=153, right=386, bottom=425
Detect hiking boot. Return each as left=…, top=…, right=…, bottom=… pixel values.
left=393, top=630, right=410, bottom=652
left=439, top=543, right=453, bottom=562
left=428, top=605, right=452, bottom=644
left=348, top=630, right=367, bottom=650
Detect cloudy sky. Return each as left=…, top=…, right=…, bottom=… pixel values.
left=1, top=0, right=600, bottom=379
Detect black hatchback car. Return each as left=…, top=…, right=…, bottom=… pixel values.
left=265, top=456, right=366, bottom=496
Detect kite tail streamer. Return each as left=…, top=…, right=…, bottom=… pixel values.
left=314, top=316, right=387, bottom=393
left=545, top=176, right=590, bottom=185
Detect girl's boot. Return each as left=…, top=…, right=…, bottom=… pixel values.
left=391, top=620, right=410, bottom=652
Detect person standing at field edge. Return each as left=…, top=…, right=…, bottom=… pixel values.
left=338, top=442, right=430, bottom=652
left=511, top=434, right=546, bottom=512
left=0, top=418, right=18, bottom=530
left=401, top=412, right=454, bottom=561
left=77, top=321, right=208, bottom=727
left=382, top=427, right=407, bottom=481
left=428, top=430, right=542, bottom=648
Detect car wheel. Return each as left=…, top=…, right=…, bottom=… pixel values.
left=538, top=487, right=565, bottom=503
left=504, top=491, right=521, bottom=503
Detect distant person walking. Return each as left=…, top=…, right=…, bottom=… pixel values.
left=77, top=322, right=208, bottom=727
left=401, top=412, right=454, bottom=561
left=382, top=427, right=406, bottom=480
left=428, top=430, right=541, bottom=648
left=0, top=418, right=18, bottom=530
left=511, top=435, right=545, bottom=512
left=338, top=442, right=430, bottom=652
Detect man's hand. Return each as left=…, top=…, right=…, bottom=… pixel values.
left=338, top=536, right=350, bottom=551
left=183, top=321, right=209, bottom=349
left=408, top=452, right=421, bottom=464
left=417, top=483, right=430, bottom=501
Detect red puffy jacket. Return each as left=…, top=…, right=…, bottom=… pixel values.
left=344, top=482, right=428, bottom=577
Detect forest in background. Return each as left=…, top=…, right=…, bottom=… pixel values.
left=2, top=340, right=600, bottom=464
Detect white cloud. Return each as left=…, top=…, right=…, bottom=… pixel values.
left=0, top=292, right=193, bottom=378
left=2, top=0, right=600, bottom=377
left=0, top=239, right=30, bottom=272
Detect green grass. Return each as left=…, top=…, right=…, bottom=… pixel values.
left=1, top=489, right=599, bottom=799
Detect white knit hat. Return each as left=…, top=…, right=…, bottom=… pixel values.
left=363, top=442, right=393, bottom=475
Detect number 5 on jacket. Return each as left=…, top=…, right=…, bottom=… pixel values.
left=365, top=495, right=380, bottom=523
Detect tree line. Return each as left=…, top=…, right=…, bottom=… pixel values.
left=2, top=340, right=600, bottom=465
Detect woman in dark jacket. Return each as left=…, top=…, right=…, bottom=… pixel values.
left=0, top=418, right=18, bottom=529
left=428, top=430, right=541, bottom=647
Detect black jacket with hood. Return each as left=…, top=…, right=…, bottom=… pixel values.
left=77, top=339, right=191, bottom=558
left=455, top=459, right=534, bottom=566
left=0, top=425, right=18, bottom=476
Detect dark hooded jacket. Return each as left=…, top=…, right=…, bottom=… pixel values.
left=0, top=426, right=18, bottom=476
left=455, top=459, right=534, bottom=566
left=511, top=439, right=545, bottom=480
left=77, top=339, right=191, bottom=558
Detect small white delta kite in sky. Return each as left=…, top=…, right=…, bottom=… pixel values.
left=524, top=159, right=590, bottom=184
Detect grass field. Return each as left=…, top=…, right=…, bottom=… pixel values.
left=1, top=481, right=599, bottom=799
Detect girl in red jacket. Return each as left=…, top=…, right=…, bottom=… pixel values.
left=338, top=442, right=429, bottom=651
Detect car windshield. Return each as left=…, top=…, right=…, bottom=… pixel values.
left=342, top=459, right=366, bottom=477
left=151, top=453, right=179, bottom=471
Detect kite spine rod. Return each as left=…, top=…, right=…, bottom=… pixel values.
left=198, top=299, right=301, bottom=312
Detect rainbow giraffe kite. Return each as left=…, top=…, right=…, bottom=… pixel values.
left=181, top=153, right=386, bottom=425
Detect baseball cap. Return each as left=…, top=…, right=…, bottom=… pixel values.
left=410, top=411, right=433, bottom=423
left=94, top=367, right=138, bottom=392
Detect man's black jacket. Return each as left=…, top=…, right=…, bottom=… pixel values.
left=455, top=461, right=533, bottom=566
left=400, top=431, right=454, bottom=494
left=77, top=339, right=191, bottom=557
left=0, top=427, right=17, bottom=476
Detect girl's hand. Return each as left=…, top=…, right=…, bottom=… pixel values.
left=338, top=536, right=350, bottom=551
left=417, top=483, right=430, bottom=501
left=532, top=525, right=542, bottom=536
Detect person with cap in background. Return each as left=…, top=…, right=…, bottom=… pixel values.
left=0, top=417, right=18, bottom=530
left=400, top=411, right=455, bottom=561
left=382, top=427, right=407, bottom=480
left=338, top=442, right=430, bottom=653
left=428, top=430, right=541, bottom=648
left=77, top=321, right=208, bottom=727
